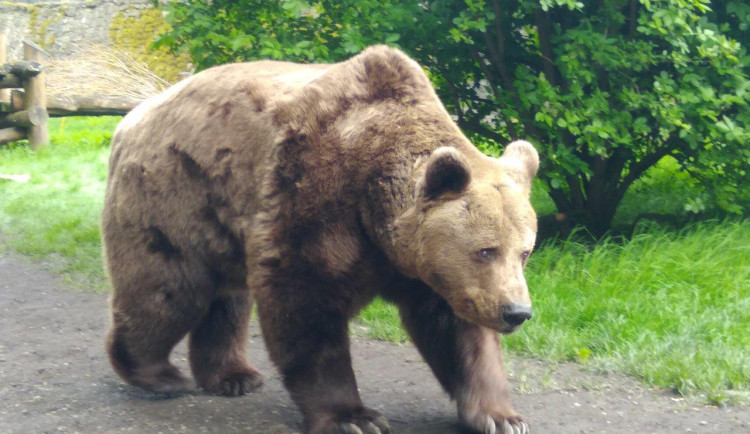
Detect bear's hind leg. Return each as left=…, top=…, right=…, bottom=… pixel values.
left=107, top=308, right=197, bottom=394
left=105, top=231, right=217, bottom=394
left=189, top=289, right=263, bottom=396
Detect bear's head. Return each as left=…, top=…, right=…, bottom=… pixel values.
left=396, top=141, right=539, bottom=334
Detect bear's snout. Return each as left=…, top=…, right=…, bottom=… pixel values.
left=500, top=303, right=533, bottom=328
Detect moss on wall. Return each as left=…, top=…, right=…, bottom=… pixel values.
left=109, top=7, right=190, bottom=83
left=28, top=5, right=64, bottom=50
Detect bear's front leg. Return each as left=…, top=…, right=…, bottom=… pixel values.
left=257, top=282, right=390, bottom=434
left=454, top=325, right=528, bottom=434
left=386, top=283, right=528, bottom=434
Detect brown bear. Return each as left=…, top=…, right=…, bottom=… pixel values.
left=103, top=45, right=538, bottom=434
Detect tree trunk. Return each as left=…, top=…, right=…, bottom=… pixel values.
left=585, top=189, right=618, bottom=238
left=542, top=170, right=620, bottom=240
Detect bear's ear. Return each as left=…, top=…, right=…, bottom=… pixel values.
left=498, top=140, right=539, bottom=192
left=421, top=147, right=471, bottom=200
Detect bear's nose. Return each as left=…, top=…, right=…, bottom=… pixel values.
left=501, top=303, right=533, bottom=327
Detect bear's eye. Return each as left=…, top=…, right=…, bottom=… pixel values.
left=476, top=248, right=497, bottom=262
left=521, top=250, right=531, bottom=262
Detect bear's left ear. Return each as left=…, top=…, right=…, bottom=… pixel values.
left=421, top=147, right=471, bottom=200
left=498, top=140, right=539, bottom=193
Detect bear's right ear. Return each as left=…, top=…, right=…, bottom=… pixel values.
left=498, top=140, right=539, bottom=193
left=421, top=147, right=471, bottom=200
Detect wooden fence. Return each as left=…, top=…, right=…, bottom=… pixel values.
left=0, top=31, right=49, bottom=149
left=1, top=28, right=147, bottom=149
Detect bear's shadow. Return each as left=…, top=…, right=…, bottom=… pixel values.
left=102, top=333, right=469, bottom=433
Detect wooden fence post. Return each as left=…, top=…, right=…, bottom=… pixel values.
left=22, top=41, right=49, bottom=149
left=0, top=28, right=8, bottom=106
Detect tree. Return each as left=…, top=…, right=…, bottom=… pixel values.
left=157, top=0, right=750, bottom=237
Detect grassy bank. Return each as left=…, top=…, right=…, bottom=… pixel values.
left=359, top=220, right=750, bottom=403
left=516, top=221, right=749, bottom=403
left=1, top=117, right=748, bottom=404
left=0, top=117, right=118, bottom=289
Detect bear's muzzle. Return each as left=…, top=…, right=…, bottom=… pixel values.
left=500, top=303, right=532, bottom=330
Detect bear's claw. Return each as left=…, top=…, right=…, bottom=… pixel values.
left=216, top=372, right=263, bottom=396
left=502, top=420, right=529, bottom=434
left=460, top=410, right=528, bottom=434
left=310, top=410, right=390, bottom=434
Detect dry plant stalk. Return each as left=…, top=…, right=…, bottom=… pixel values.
left=46, top=44, right=171, bottom=100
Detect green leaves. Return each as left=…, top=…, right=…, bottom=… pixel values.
left=157, top=0, right=416, bottom=68
left=156, top=0, right=750, bottom=234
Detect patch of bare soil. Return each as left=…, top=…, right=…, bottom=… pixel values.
left=0, top=253, right=748, bottom=433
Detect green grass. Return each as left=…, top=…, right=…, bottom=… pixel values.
left=1, top=117, right=748, bottom=403
left=0, top=116, right=119, bottom=290
left=508, top=221, right=750, bottom=402
left=356, top=220, right=750, bottom=403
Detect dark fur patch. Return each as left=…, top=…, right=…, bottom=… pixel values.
left=288, top=218, right=324, bottom=251
left=109, top=326, right=136, bottom=377
left=110, top=146, right=124, bottom=167
left=277, top=308, right=350, bottom=388
left=120, top=163, right=146, bottom=186
left=199, top=203, right=246, bottom=285
left=214, top=147, right=232, bottom=162
left=273, top=136, right=305, bottom=194
left=202, top=205, right=244, bottom=261
left=240, top=81, right=267, bottom=112
left=201, top=298, right=236, bottom=335
left=169, top=144, right=207, bottom=181
left=429, top=272, right=446, bottom=288
left=208, top=101, right=233, bottom=121
left=146, top=226, right=182, bottom=260
left=259, top=257, right=281, bottom=268
left=204, top=191, right=228, bottom=211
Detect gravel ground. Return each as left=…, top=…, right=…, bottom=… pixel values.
left=1, top=253, right=748, bottom=433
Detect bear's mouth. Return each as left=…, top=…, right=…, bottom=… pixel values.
left=449, top=296, right=529, bottom=334
left=498, top=323, right=521, bottom=334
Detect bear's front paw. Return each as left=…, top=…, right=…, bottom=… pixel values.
left=309, top=407, right=390, bottom=434
left=459, top=405, right=528, bottom=434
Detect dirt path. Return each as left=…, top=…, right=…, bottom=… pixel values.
left=0, top=253, right=748, bottom=434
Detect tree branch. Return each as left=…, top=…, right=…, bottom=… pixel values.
left=440, top=67, right=464, bottom=123
left=457, top=118, right=507, bottom=144
left=490, top=0, right=505, bottom=61
left=538, top=173, right=573, bottom=212
left=627, top=0, right=639, bottom=40
left=472, top=51, right=497, bottom=97
left=614, top=146, right=672, bottom=205
left=566, top=173, right=586, bottom=209
left=606, top=148, right=631, bottom=187
left=533, top=7, right=559, bottom=86
left=485, top=0, right=516, bottom=93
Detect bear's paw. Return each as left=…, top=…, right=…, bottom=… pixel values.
left=459, top=405, right=529, bottom=434
left=201, top=368, right=263, bottom=397
left=309, top=407, right=390, bottom=434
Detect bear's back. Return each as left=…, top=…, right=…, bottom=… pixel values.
left=111, top=60, right=332, bottom=167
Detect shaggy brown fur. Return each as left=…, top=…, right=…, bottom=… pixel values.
left=103, top=45, right=538, bottom=434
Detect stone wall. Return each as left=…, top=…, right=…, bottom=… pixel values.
left=0, top=0, right=153, bottom=60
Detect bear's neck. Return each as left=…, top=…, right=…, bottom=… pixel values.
left=356, top=153, right=422, bottom=278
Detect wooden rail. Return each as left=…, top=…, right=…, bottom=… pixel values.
left=0, top=28, right=8, bottom=106
left=0, top=32, right=49, bottom=149
left=1, top=29, right=162, bottom=148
